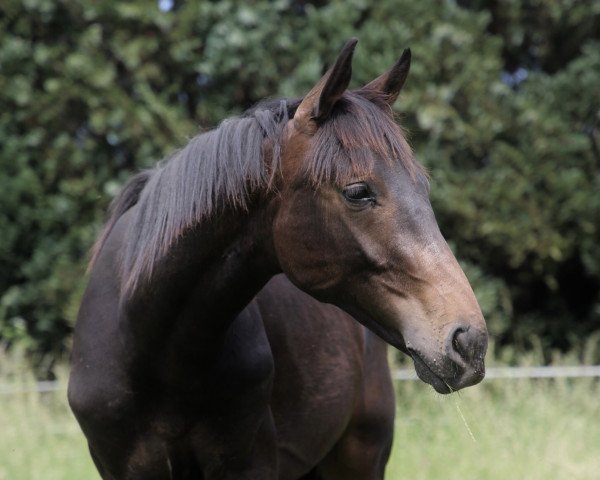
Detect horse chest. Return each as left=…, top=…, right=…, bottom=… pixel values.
left=145, top=303, right=274, bottom=406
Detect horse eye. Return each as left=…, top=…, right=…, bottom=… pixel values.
left=342, top=183, right=375, bottom=205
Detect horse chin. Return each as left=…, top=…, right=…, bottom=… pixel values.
left=410, top=353, right=453, bottom=394
left=409, top=349, right=486, bottom=393
left=369, top=323, right=449, bottom=391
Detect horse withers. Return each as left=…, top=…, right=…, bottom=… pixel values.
left=69, top=39, right=487, bottom=479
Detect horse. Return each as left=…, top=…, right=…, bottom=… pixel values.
left=68, top=39, right=488, bottom=479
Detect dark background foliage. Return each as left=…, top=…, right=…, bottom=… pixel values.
left=1, top=0, right=598, bottom=377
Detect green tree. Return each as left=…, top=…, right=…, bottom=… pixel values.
left=1, top=0, right=598, bottom=376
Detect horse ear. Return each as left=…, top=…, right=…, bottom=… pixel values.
left=294, top=38, right=358, bottom=131
left=360, top=48, right=411, bottom=106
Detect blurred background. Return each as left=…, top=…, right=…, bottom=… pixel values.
left=1, top=1, right=599, bottom=478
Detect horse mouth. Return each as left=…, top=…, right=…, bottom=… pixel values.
left=372, top=325, right=453, bottom=393
left=409, top=349, right=486, bottom=393
left=409, top=351, right=453, bottom=394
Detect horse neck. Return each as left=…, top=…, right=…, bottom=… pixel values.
left=123, top=199, right=280, bottom=345
left=186, top=203, right=280, bottom=316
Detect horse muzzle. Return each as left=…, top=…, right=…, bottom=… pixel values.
left=409, top=325, right=488, bottom=394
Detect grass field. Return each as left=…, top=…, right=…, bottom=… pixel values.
left=1, top=366, right=599, bottom=479
left=387, top=377, right=600, bottom=479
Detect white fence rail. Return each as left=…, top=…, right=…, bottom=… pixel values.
left=0, top=380, right=64, bottom=395
left=1, top=366, right=599, bottom=396
left=393, top=365, right=600, bottom=381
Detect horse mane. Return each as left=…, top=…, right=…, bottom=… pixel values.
left=88, top=170, right=152, bottom=270
left=118, top=100, right=290, bottom=294
left=89, top=92, right=423, bottom=296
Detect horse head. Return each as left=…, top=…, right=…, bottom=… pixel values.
left=272, top=39, right=487, bottom=393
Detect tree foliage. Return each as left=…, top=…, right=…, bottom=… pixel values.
left=1, top=0, right=598, bottom=375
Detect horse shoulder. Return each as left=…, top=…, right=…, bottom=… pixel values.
left=69, top=208, right=135, bottom=422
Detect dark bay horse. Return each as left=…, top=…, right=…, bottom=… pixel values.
left=68, top=39, right=487, bottom=479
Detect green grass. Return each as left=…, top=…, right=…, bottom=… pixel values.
left=0, top=382, right=97, bottom=479
left=1, top=367, right=599, bottom=479
left=387, top=377, right=600, bottom=479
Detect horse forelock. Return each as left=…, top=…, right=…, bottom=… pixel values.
left=304, top=90, right=424, bottom=187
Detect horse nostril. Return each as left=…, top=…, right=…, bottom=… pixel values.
left=451, top=326, right=471, bottom=361
left=449, top=325, right=488, bottom=365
